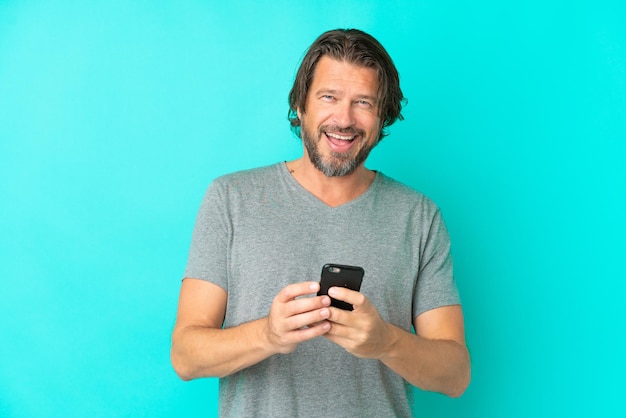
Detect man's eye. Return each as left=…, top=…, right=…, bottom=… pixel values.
left=321, top=95, right=334, bottom=101
left=358, top=100, right=372, bottom=107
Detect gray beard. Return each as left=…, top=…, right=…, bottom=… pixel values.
left=301, top=123, right=375, bottom=177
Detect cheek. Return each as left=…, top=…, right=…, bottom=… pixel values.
left=364, top=117, right=382, bottom=135
left=371, top=114, right=382, bottom=128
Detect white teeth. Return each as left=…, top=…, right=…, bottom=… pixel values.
left=326, top=132, right=355, bottom=141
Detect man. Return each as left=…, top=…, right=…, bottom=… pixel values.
left=171, top=29, right=470, bottom=417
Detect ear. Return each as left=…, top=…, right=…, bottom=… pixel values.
left=297, top=108, right=302, bottom=120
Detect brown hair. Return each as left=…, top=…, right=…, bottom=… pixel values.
left=288, top=29, right=405, bottom=141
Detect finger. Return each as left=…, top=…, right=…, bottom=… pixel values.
left=325, top=307, right=363, bottom=332
left=322, top=324, right=354, bottom=348
left=323, top=320, right=371, bottom=352
left=282, top=307, right=331, bottom=331
left=328, top=286, right=366, bottom=309
left=276, top=282, right=320, bottom=303
left=267, top=315, right=331, bottom=353
left=291, top=320, right=332, bottom=341
left=284, top=295, right=331, bottom=317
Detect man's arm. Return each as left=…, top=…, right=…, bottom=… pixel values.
left=323, top=287, right=470, bottom=397
left=170, top=278, right=332, bottom=380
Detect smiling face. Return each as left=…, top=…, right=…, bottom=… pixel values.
left=298, top=56, right=382, bottom=177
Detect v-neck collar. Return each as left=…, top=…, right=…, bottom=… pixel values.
left=278, top=162, right=380, bottom=209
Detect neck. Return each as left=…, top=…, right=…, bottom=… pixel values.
left=285, top=156, right=375, bottom=207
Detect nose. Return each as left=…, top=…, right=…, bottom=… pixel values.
left=332, top=102, right=356, bottom=128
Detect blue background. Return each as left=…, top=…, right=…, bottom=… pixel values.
left=1, top=1, right=625, bottom=417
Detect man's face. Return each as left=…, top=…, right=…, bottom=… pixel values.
left=299, top=56, right=382, bottom=177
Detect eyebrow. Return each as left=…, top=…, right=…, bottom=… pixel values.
left=315, top=88, right=379, bottom=104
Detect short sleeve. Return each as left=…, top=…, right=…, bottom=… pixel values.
left=413, top=208, right=460, bottom=318
left=183, top=179, right=230, bottom=292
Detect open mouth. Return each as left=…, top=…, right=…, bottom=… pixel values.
left=324, top=131, right=358, bottom=152
left=326, top=132, right=356, bottom=141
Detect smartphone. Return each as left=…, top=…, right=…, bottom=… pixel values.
left=318, top=263, right=364, bottom=311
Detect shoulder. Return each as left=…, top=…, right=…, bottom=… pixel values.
left=212, top=163, right=281, bottom=188
left=205, top=163, right=282, bottom=197
left=374, top=172, right=440, bottom=214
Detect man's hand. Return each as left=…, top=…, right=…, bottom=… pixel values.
left=264, top=282, right=332, bottom=354
left=322, top=286, right=470, bottom=397
left=172, top=279, right=334, bottom=380
left=322, top=286, right=394, bottom=359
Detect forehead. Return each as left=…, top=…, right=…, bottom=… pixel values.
left=310, top=56, right=379, bottom=96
